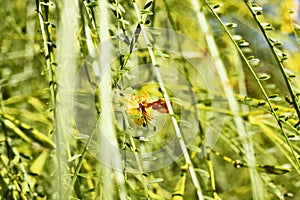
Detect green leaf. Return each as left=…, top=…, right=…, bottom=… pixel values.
left=284, top=193, right=294, bottom=197
left=195, top=168, right=210, bottom=178
left=258, top=73, right=270, bottom=81
left=177, top=120, right=192, bottom=128
left=289, top=74, right=296, bottom=78
left=78, top=173, right=90, bottom=179
left=0, top=78, right=9, bottom=86
left=274, top=47, right=287, bottom=60
left=20, top=123, right=55, bottom=148
left=241, top=47, right=252, bottom=53
left=256, top=164, right=292, bottom=175
left=142, top=173, right=149, bottom=177
left=225, top=23, right=237, bottom=28
left=281, top=54, right=288, bottom=61
left=30, top=151, right=49, bottom=175
left=212, top=3, right=223, bottom=9
left=3, top=114, right=55, bottom=148
left=288, top=135, right=300, bottom=141
left=284, top=68, right=296, bottom=78
left=118, top=18, right=130, bottom=25
left=264, top=26, right=274, bottom=31
left=273, top=41, right=283, bottom=47
left=260, top=22, right=271, bottom=27
left=68, top=154, right=82, bottom=162
left=236, top=39, right=245, bottom=44
left=117, top=3, right=126, bottom=13
left=251, top=6, right=263, bottom=15
left=142, top=156, right=157, bottom=161
left=257, top=101, right=266, bottom=106
left=269, top=38, right=283, bottom=47
left=247, top=56, right=255, bottom=60
left=86, top=1, right=98, bottom=7
left=189, top=145, right=202, bottom=153
left=144, top=1, right=153, bottom=9
left=249, top=58, right=260, bottom=66
left=268, top=94, right=279, bottom=99
left=141, top=10, right=153, bottom=15
left=233, top=35, right=242, bottom=41
left=3, top=119, right=31, bottom=143
left=149, top=178, right=164, bottom=184
left=236, top=40, right=249, bottom=47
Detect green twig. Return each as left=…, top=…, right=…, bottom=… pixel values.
left=131, top=1, right=205, bottom=199
left=203, top=0, right=300, bottom=172
left=37, top=0, right=60, bottom=198
left=244, top=0, right=300, bottom=124
left=196, top=0, right=263, bottom=199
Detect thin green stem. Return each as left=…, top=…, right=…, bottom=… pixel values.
left=98, top=1, right=127, bottom=199
left=163, top=0, right=206, bottom=141
left=196, top=0, right=263, bottom=199
left=131, top=1, right=204, bottom=199
left=68, top=116, right=100, bottom=197
left=244, top=0, right=300, bottom=123
left=203, top=0, right=300, bottom=172
left=83, top=0, right=100, bottom=43
left=37, top=1, right=61, bottom=198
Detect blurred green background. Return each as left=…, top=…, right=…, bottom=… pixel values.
left=1, top=0, right=300, bottom=199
